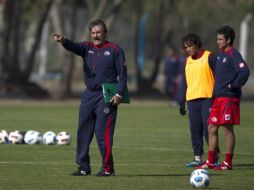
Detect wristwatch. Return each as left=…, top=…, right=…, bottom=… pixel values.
left=115, top=94, right=122, bottom=98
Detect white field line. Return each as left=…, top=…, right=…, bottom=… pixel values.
left=0, top=146, right=252, bottom=167
left=106, top=145, right=254, bottom=156
left=2, top=144, right=253, bottom=155
left=0, top=161, right=173, bottom=168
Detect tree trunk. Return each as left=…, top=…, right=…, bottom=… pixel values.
left=104, top=0, right=124, bottom=29
left=134, top=0, right=144, bottom=91
left=24, top=0, right=53, bottom=80
left=0, top=0, right=50, bottom=98
left=58, top=0, right=77, bottom=99
left=150, top=0, right=165, bottom=83
left=1, top=0, right=23, bottom=82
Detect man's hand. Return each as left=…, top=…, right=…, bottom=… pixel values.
left=110, top=94, right=122, bottom=106
left=179, top=103, right=186, bottom=116
left=53, top=33, right=65, bottom=43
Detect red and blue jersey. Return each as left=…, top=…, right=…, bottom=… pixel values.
left=62, top=39, right=127, bottom=96
left=213, top=47, right=250, bottom=98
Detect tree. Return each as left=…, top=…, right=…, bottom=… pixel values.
left=59, top=0, right=77, bottom=98
left=0, top=0, right=53, bottom=98
left=1, top=0, right=23, bottom=82
left=133, top=0, right=169, bottom=95
left=0, top=0, right=253, bottom=99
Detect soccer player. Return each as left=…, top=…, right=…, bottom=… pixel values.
left=53, top=19, right=128, bottom=176
left=163, top=47, right=180, bottom=106
left=197, top=25, right=250, bottom=170
left=178, top=33, right=218, bottom=167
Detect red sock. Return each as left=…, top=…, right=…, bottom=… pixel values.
left=225, top=153, right=233, bottom=165
left=208, top=151, right=215, bottom=164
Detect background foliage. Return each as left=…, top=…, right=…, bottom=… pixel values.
left=0, top=0, right=253, bottom=98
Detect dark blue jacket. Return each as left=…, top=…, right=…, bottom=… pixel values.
left=213, top=47, right=250, bottom=98
left=62, top=39, right=127, bottom=96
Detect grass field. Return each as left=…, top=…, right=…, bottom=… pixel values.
left=0, top=100, right=253, bottom=190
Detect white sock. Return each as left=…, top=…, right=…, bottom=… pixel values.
left=195, top=156, right=201, bottom=162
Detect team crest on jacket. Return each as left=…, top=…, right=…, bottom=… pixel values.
left=223, top=58, right=227, bottom=63
left=104, top=51, right=110, bottom=56
left=104, top=107, right=110, bottom=114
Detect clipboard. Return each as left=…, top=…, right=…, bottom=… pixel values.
left=102, top=83, right=130, bottom=103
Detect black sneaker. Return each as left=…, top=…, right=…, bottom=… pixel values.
left=96, top=170, right=115, bottom=177
left=70, top=169, right=91, bottom=176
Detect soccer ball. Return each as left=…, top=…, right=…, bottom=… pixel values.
left=55, top=131, right=71, bottom=145
left=24, top=130, right=42, bottom=145
left=42, top=131, right=56, bottom=145
left=0, top=130, right=9, bottom=144
left=190, top=169, right=210, bottom=188
left=8, top=130, right=23, bottom=144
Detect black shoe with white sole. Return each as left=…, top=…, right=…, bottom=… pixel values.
left=70, top=169, right=91, bottom=176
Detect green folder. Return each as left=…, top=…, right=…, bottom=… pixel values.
left=102, top=83, right=130, bottom=103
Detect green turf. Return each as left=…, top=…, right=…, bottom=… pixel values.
left=0, top=100, right=253, bottom=190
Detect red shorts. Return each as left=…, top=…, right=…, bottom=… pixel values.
left=208, top=97, right=240, bottom=125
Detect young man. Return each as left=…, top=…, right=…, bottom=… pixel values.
left=197, top=25, right=250, bottom=170
left=53, top=19, right=128, bottom=176
left=178, top=34, right=218, bottom=167
left=163, top=47, right=180, bottom=105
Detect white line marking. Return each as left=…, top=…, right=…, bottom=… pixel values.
left=0, top=161, right=173, bottom=167
left=112, top=146, right=254, bottom=155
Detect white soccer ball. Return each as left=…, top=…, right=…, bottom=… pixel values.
left=190, top=169, right=210, bottom=188
left=55, top=131, right=71, bottom=145
left=24, top=130, right=42, bottom=145
left=8, top=130, right=23, bottom=144
left=0, top=130, right=9, bottom=144
left=42, top=131, right=56, bottom=145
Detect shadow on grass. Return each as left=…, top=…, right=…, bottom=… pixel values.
left=118, top=173, right=192, bottom=177
left=117, top=172, right=224, bottom=177
left=132, top=173, right=189, bottom=177
left=234, top=163, right=254, bottom=169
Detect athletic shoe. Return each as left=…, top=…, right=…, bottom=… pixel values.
left=196, top=160, right=215, bottom=169
left=214, top=161, right=232, bottom=170
left=96, top=170, right=115, bottom=177
left=214, top=159, right=221, bottom=167
left=70, top=169, right=91, bottom=176
left=186, top=160, right=202, bottom=167
left=215, top=154, right=221, bottom=167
